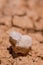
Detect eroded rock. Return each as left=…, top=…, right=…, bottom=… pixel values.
left=9, top=31, right=32, bottom=55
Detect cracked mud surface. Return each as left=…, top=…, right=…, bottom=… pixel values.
left=0, top=0, right=43, bottom=65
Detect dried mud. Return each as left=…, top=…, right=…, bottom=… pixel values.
left=0, top=0, right=43, bottom=65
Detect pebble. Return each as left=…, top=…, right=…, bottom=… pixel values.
left=9, top=31, right=32, bottom=55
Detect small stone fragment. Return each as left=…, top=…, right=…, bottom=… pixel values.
left=9, top=31, right=32, bottom=55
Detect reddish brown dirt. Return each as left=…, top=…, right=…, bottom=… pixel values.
left=0, top=0, right=43, bottom=65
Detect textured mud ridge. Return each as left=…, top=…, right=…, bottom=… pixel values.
left=0, top=0, right=43, bottom=65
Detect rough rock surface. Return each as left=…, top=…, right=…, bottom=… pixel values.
left=0, top=0, right=43, bottom=65
left=9, top=31, right=32, bottom=54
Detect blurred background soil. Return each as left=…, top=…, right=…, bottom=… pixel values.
left=0, top=0, right=43, bottom=65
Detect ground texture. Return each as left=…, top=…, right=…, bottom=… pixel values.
left=0, top=0, right=43, bottom=65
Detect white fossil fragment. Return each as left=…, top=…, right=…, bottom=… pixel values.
left=9, top=31, right=32, bottom=54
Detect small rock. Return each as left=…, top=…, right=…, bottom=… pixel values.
left=9, top=31, right=32, bottom=55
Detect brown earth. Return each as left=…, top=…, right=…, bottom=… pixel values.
left=0, top=0, right=43, bottom=65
